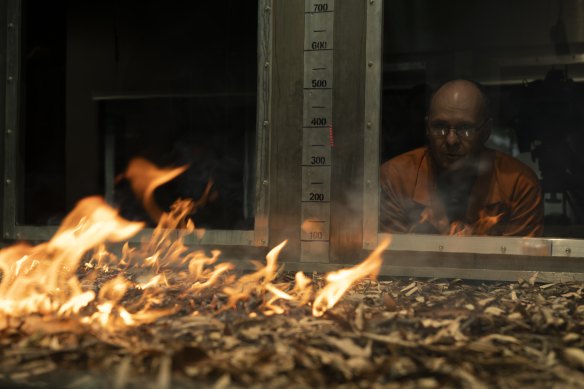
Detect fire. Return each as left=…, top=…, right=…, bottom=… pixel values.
left=472, top=211, right=503, bottom=236
left=448, top=211, right=503, bottom=236
left=312, top=237, right=391, bottom=317
left=412, top=207, right=503, bottom=236
left=0, top=158, right=391, bottom=334
left=0, top=197, right=142, bottom=323
left=121, top=157, right=190, bottom=224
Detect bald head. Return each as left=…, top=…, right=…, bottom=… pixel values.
left=428, top=79, right=490, bottom=121
left=425, top=79, right=492, bottom=173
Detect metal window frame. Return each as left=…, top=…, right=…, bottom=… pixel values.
left=1, top=0, right=272, bottom=247
left=3, top=0, right=20, bottom=241
left=361, top=0, right=584, bottom=268
left=362, top=0, right=382, bottom=250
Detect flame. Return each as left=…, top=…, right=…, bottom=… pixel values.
left=312, top=237, right=391, bottom=317
left=122, top=157, right=189, bottom=223
left=472, top=211, right=503, bottom=236
left=448, top=211, right=503, bottom=236
left=0, top=197, right=142, bottom=321
left=448, top=221, right=473, bottom=236
left=223, top=240, right=287, bottom=309
left=412, top=206, right=503, bottom=236
left=0, top=158, right=393, bottom=335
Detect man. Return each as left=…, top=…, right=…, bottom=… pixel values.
left=380, top=79, right=544, bottom=236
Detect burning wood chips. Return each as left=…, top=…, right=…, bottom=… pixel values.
left=2, top=273, right=584, bottom=388
left=0, top=197, right=583, bottom=388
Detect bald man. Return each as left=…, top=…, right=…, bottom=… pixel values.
left=380, top=79, right=544, bottom=236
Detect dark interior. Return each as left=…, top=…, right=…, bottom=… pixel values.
left=19, top=0, right=258, bottom=229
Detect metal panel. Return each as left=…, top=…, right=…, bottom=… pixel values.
left=269, top=0, right=304, bottom=261
left=0, top=1, right=6, bottom=230
left=14, top=225, right=252, bottom=247
left=362, top=0, right=382, bottom=250
left=2, top=0, right=20, bottom=240
left=302, top=89, right=333, bottom=127
left=550, top=238, right=584, bottom=258
left=328, top=0, right=367, bottom=262
left=303, top=11, right=334, bottom=51
left=382, top=233, right=552, bottom=256
left=301, top=166, right=331, bottom=201
left=279, top=261, right=584, bottom=283
left=496, top=54, right=584, bottom=67
left=300, top=202, right=330, bottom=241
left=253, top=0, right=274, bottom=247
left=182, top=230, right=255, bottom=247
left=300, top=0, right=334, bottom=263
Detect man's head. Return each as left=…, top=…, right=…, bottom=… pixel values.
left=426, top=79, right=492, bottom=173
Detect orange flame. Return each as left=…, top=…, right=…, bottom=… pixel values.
left=312, top=237, right=391, bottom=317
left=122, top=157, right=189, bottom=223
left=223, top=240, right=287, bottom=309
left=0, top=197, right=142, bottom=322
left=471, top=211, right=503, bottom=236
left=0, top=158, right=395, bottom=333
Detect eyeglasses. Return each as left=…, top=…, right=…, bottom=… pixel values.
left=428, top=118, right=490, bottom=138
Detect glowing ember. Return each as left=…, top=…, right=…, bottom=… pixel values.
left=0, top=160, right=392, bottom=334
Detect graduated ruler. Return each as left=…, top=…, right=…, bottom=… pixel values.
left=301, top=0, right=334, bottom=262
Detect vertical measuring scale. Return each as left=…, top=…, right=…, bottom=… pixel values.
left=301, top=0, right=334, bottom=261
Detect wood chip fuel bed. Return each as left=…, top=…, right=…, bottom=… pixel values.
left=2, top=274, right=584, bottom=389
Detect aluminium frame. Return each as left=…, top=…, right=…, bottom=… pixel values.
left=1, top=0, right=272, bottom=248
left=361, top=0, right=584, bottom=282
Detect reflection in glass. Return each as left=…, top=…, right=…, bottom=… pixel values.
left=380, top=0, right=584, bottom=237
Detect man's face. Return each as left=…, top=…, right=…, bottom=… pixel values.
left=426, top=81, right=490, bottom=173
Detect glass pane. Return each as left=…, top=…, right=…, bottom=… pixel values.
left=19, top=0, right=258, bottom=229
left=380, top=0, right=584, bottom=238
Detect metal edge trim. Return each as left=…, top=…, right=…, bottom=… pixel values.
left=14, top=225, right=254, bottom=247
left=182, top=229, right=255, bottom=246
left=362, top=0, right=382, bottom=250
left=375, top=232, right=584, bottom=259
left=2, top=0, right=20, bottom=240
left=379, top=232, right=553, bottom=256
left=496, top=54, right=584, bottom=67
left=254, top=260, right=584, bottom=283
left=253, top=0, right=273, bottom=247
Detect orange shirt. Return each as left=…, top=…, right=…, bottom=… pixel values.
left=380, top=147, right=544, bottom=236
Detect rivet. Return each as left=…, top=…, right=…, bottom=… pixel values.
left=263, top=121, right=269, bottom=127
left=565, top=248, right=571, bottom=256
left=366, top=180, right=371, bottom=187
left=8, top=23, right=14, bottom=29
left=368, top=61, right=374, bottom=67
left=367, top=122, right=372, bottom=128
left=6, top=129, right=12, bottom=134
left=5, top=179, right=11, bottom=184
left=264, top=6, right=271, bottom=12
left=263, top=179, right=268, bottom=185
left=264, top=62, right=269, bottom=68
left=7, top=76, right=13, bottom=82
left=501, top=246, right=507, bottom=254
left=370, top=0, right=374, bottom=4
left=261, top=239, right=266, bottom=245
left=4, top=232, right=9, bottom=238
left=438, top=245, right=444, bottom=251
